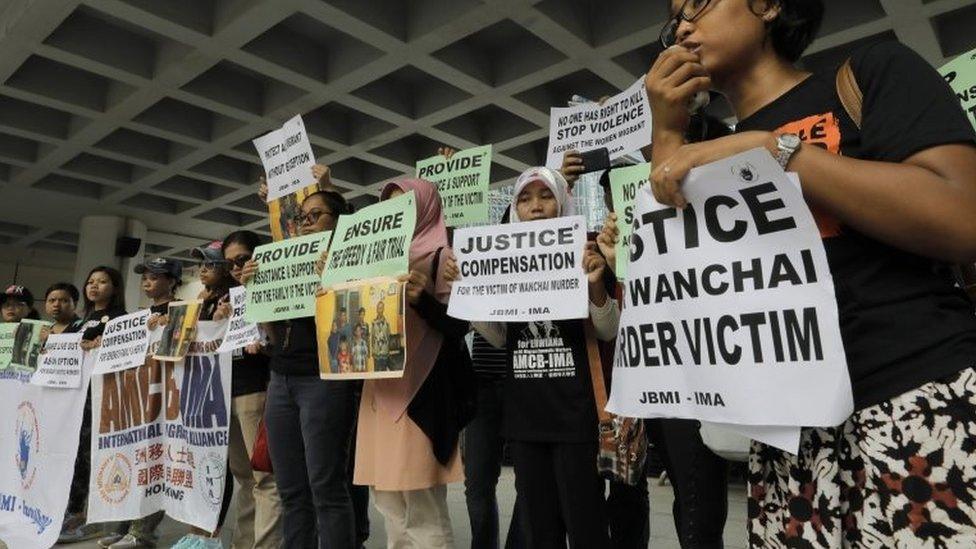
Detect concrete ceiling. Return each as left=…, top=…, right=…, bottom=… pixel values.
left=0, top=0, right=973, bottom=271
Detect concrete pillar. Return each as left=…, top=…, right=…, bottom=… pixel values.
left=73, top=216, right=146, bottom=311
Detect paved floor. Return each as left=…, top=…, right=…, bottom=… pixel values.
left=71, top=468, right=748, bottom=548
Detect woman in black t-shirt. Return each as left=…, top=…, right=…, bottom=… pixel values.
left=645, top=0, right=976, bottom=546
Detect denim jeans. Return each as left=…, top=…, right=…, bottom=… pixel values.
left=265, top=372, right=357, bottom=549
left=463, top=377, right=525, bottom=549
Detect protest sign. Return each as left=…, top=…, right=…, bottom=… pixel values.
left=609, top=163, right=651, bottom=279
left=940, top=47, right=976, bottom=131
left=416, top=145, right=492, bottom=227
left=87, top=323, right=232, bottom=533
left=245, top=231, right=331, bottom=322
left=217, top=286, right=261, bottom=353
left=606, top=149, right=853, bottom=427
left=31, top=333, right=84, bottom=388
left=154, top=301, right=202, bottom=362
left=448, top=215, right=589, bottom=322
left=320, top=191, right=417, bottom=288
left=0, top=351, right=92, bottom=549
left=0, top=323, right=15, bottom=370
left=316, top=277, right=406, bottom=380
left=92, top=310, right=151, bottom=375
left=269, top=183, right=318, bottom=241
left=545, top=78, right=652, bottom=169
left=10, top=320, right=51, bottom=372
left=253, top=115, right=317, bottom=202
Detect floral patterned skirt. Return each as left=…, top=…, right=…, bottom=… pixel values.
left=748, top=367, right=976, bottom=548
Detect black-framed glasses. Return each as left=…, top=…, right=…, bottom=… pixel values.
left=660, top=0, right=713, bottom=47
left=294, top=209, right=334, bottom=226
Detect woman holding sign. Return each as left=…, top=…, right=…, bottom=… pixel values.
left=473, top=167, right=619, bottom=548
left=241, top=190, right=363, bottom=549
left=647, top=0, right=976, bottom=546
left=354, top=178, right=476, bottom=549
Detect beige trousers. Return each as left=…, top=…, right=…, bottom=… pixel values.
left=227, top=391, right=282, bottom=549
left=372, top=486, right=455, bottom=549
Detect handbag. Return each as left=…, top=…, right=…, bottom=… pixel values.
left=836, top=58, right=976, bottom=301
left=584, top=321, right=647, bottom=486
left=250, top=418, right=273, bottom=473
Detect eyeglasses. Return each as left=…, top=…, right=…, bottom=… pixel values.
left=227, top=255, right=251, bottom=269
left=660, top=0, right=713, bottom=47
left=294, top=209, right=334, bottom=226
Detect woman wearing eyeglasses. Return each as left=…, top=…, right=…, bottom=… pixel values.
left=240, top=190, right=367, bottom=549
left=646, top=0, right=976, bottom=546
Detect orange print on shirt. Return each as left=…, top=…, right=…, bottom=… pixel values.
left=776, top=112, right=842, bottom=238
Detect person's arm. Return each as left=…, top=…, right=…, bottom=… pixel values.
left=589, top=297, right=620, bottom=342
left=412, top=291, right=470, bottom=340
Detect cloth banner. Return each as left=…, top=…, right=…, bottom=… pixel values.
left=0, top=355, right=92, bottom=549
left=607, top=149, right=853, bottom=427
left=87, top=323, right=232, bottom=532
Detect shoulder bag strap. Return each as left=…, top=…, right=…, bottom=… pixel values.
left=836, top=58, right=863, bottom=129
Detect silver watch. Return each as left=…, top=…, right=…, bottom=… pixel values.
left=775, top=133, right=802, bottom=168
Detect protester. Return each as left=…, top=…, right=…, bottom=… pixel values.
left=215, top=230, right=283, bottom=549
left=43, top=283, right=83, bottom=334
left=472, top=167, right=618, bottom=548
left=1, top=284, right=38, bottom=322
left=241, top=190, right=363, bottom=548
left=353, top=178, right=476, bottom=548
left=646, top=0, right=976, bottom=546
left=59, top=267, right=127, bottom=543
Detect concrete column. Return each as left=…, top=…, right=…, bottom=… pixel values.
left=73, top=216, right=146, bottom=311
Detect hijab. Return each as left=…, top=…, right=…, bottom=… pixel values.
left=372, top=178, right=452, bottom=419
left=509, top=166, right=575, bottom=222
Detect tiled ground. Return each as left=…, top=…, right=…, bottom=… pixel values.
left=70, top=467, right=748, bottom=548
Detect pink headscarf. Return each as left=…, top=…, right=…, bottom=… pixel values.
left=372, top=178, right=452, bottom=420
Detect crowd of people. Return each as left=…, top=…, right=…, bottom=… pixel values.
left=4, top=0, right=976, bottom=548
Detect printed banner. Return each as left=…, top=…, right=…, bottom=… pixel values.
left=940, top=47, right=976, bottom=131
left=609, top=163, right=651, bottom=279
left=268, top=183, right=318, bottom=242
left=0, top=323, right=15, bottom=370
left=253, top=114, right=317, bottom=202
left=607, top=149, right=853, bottom=427
left=545, top=78, right=652, bottom=169
left=448, top=215, right=589, bottom=321
left=320, top=191, right=417, bottom=288
left=87, top=323, right=232, bottom=533
left=10, top=320, right=51, bottom=372
left=217, top=286, right=261, bottom=353
left=31, top=333, right=84, bottom=389
left=0, top=353, right=92, bottom=549
left=245, top=231, right=331, bottom=322
left=92, top=310, right=151, bottom=375
left=316, top=277, right=407, bottom=380
left=416, top=145, right=492, bottom=227
left=154, top=301, right=202, bottom=362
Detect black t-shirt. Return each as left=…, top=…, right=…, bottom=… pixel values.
left=503, top=319, right=597, bottom=442
left=268, top=318, right=319, bottom=376
left=81, top=307, right=128, bottom=341
left=231, top=348, right=270, bottom=397
left=737, top=41, right=976, bottom=410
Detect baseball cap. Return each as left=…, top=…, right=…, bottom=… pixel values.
left=134, top=257, right=183, bottom=279
left=191, top=241, right=225, bottom=263
left=0, top=285, right=34, bottom=307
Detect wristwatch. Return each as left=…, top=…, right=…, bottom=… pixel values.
left=774, top=133, right=802, bottom=169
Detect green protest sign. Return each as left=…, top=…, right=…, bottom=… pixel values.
left=416, top=145, right=491, bottom=227
left=940, top=47, right=976, bottom=131
left=0, top=323, right=17, bottom=369
left=609, top=163, right=651, bottom=280
left=321, top=190, right=417, bottom=288
left=245, top=231, right=332, bottom=322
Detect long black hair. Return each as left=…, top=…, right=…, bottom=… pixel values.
left=83, top=266, right=125, bottom=315
left=302, top=190, right=355, bottom=217
left=222, top=230, right=263, bottom=255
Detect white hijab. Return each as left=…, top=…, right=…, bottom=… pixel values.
left=510, top=167, right=575, bottom=222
